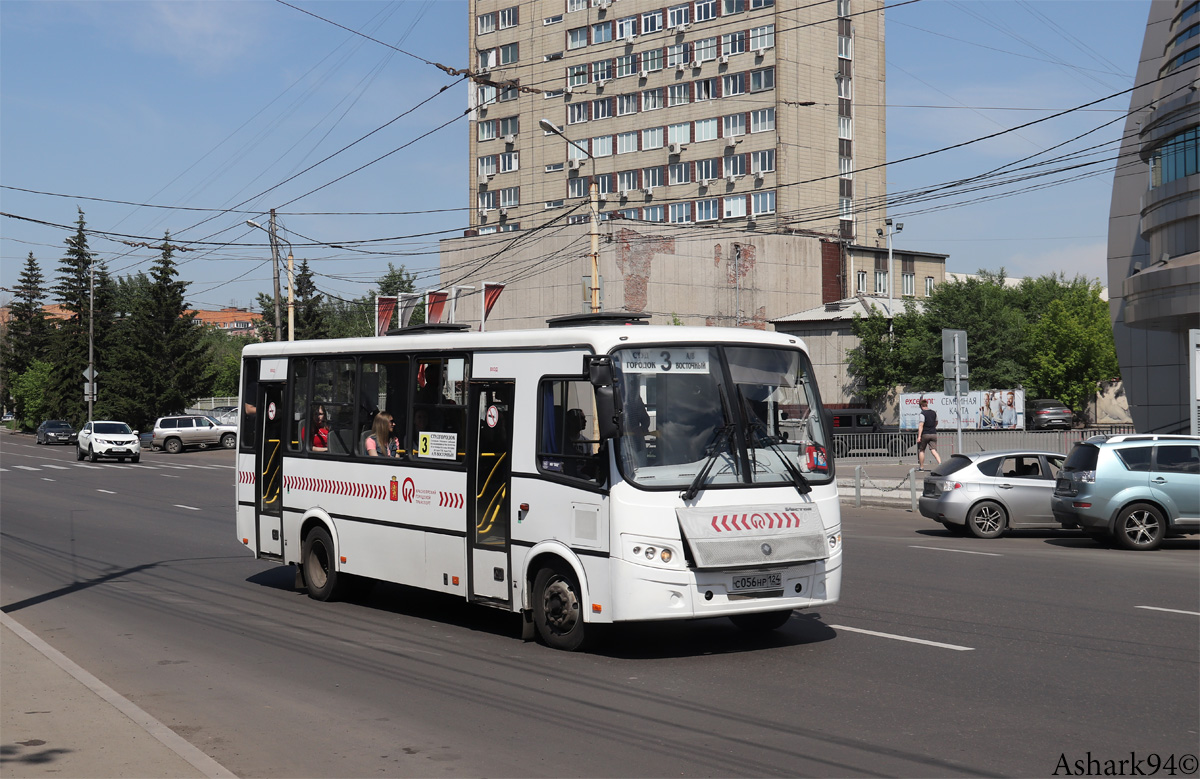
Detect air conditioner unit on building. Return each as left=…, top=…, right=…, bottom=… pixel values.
left=499, top=207, right=508, bottom=217
left=747, top=214, right=756, bottom=224
left=638, top=69, right=649, bottom=78
left=700, top=178, right=712, bottom=188
left=755, top=171, right=764, bottom=183
left=719, top=54, right=730, bottom=65
left=725, top=137, right=742, bottom=148
left=485, top=173, right=495, bottom=181
left=755, top=48, right=766, bottom=58
left=568, top=159, right=582, bottom=170
left=619, top=189, right=630, bottom=200
left=726, top=174, right=737, bottom=184
left=478, top=208, right=491, bottom=219
left=675, top=22, right=689, bottom=32
left=676, top=63, right=686, bottom=73
left=690, top=60, right=701, bottom=70
left=565, top=84, right=574, bottom=94
left=504, top=134, right=515, bottom=144
left=597, top=191, right=607, bottom=202
left=624, top=33, right=636, bottom=43
left=478, top=65, right=491, bottom=75
left=643, top=186, right=654, bottom=196
left=668, top=142, right=682, bottom=155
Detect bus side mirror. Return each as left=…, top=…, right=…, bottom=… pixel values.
left=586, top=356, right=619, bottom=440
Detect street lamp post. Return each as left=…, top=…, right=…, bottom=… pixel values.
left=247, top=210, right=295, bottom=341
left=877, top=218, right=904, bottom=316
left=540, top=118, right=600, bottom=313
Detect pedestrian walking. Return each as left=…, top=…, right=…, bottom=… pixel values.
left=917, top=399, right=941, bottom=471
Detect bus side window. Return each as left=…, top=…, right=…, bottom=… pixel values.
left=288, top=358, right=308, bottom=452
left=313, top=358, right=358, bottom=456
left=412, top=356, right=469, bottom=462
left=361, top=357, right=409, bottom=459
left=537, top=379, right=602, bottom=485
left=240, top=358, right=259, bottom=452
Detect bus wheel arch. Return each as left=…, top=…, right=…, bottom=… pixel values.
left=524, top=547, right=591, bottom=651
left=299, top=514, right=347, bottom=601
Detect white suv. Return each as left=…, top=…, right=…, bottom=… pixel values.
left=77, top=421, right=141, bottom=463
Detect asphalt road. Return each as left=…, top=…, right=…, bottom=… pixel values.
left=2, top=433, right=1197, bottom=778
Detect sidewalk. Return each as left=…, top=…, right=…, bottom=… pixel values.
left=0, top=612, right=234, bottom=779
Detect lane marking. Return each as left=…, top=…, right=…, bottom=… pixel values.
left=910, top=545, right=1002, bottom=557
left=1136, top=606, right=1200, bottom=616
left=161, top=474, right=180, bottom=479
left=829, top=625, right=975, bottom=651
left=42, top=478, right=55, bottom=482
left=97, top=489, right=116, bottom=494
left=0, top=612, right=237, bottom=779
left=174, top=504, right=201, bottom=511
left=42, top=464, right=69, bottom=470
left=13, top=465, right=40, bottom=471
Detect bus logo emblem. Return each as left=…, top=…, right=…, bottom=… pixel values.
left=761, top=543, right=773, bottom=556
left=402, top=477, right=415, bottom=502
left=390, top=476, right=398, bottom=501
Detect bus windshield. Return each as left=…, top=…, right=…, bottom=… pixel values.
left=612, top=344, right=831, bottom=491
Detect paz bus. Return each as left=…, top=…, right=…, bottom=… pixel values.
left=235, top=313, right=841, bottom=650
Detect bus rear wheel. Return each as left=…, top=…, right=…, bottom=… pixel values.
left=730, top=610, right=793, bottom=633
left=302, top=527, right=346, bottom=601
left=533, top=563, right=587, bottom=651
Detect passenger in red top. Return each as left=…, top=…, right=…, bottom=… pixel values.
left=311, top=405, right=330, bottom=452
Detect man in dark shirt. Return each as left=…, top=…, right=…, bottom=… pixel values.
left=917, top=399, right=941, bottom=471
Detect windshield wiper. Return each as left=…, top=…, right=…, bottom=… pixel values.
left=680, top=423, right=735, bottom=501
left=737, top=387, right=811, bottom=496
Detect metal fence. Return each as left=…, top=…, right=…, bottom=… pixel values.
left=833, top=426, right=1137, bottom=462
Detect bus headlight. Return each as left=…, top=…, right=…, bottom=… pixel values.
left=828, top=533, right=841, bottom=551
left=626, top=536, right=682, bottom=569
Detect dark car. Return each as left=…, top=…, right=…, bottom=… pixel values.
left=1027, top=399, right=1073, bottom=430
left=36, top=419, right=76, bottom=445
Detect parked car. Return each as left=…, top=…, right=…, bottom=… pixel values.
left=1052, top=434, right=1199, bottom=551
left=829, top=408, right=915, bottom=458
left=76, top=420, right=141, bottom=463
left=152, top=415, right=237, bottom=454
left=1027, top=399, right=1073, bottom=430
left=36, top=419, right=77, bottom=445
left=919, top=449, right=1066, bottom=538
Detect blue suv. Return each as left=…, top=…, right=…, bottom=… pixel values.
left=1052, top=434, right=1199, bottom=550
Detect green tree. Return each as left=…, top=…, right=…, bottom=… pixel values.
left=292, top=259, right=327, bottom=340
left=200, top=328, right=256, bottom=397
left=0, top=252, right=51, bottom=418
left=1024, top=279, right=1118, bottom=414
left=48, top=210, right=114, bottom=425
left=11, top=360, right=52, bottom=430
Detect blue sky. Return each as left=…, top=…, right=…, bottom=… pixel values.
left=0, top=1, right=1150, bottom=313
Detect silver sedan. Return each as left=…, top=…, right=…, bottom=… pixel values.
left=919, top=449, right=1066, bottom=538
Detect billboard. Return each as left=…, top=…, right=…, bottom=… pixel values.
left=900, top=389, right=1025, bottom=431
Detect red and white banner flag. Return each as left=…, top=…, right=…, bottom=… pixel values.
left=375, top=295, right=397, bottom=336
left=481, top=282, right=505, bottom=331
left=397, top=293, right=421, bottom=328
left=426, top=290, right=449, bottom=324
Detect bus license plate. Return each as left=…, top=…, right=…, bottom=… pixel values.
left=731, top=572, right=782, bottom=593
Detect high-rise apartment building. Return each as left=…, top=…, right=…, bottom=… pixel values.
left=467, top=0, right=886, bottom=240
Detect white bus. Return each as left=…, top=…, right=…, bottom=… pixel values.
left=235, top=314, right=842, bottom=650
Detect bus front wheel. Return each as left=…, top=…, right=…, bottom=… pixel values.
left=302, top=527, right=345, bottom=602
left=533, top=563, right=587, bottom=651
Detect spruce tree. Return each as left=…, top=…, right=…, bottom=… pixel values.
left=293, top=259, right=327, bottom=340
left=1, top=252, right=51, bottom=417
left=48, top=210, right=108, bottom=425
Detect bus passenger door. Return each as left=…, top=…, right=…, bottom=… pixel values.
left=468, top=381, right=514, bottom=605
left=256, top=382, right=285, bottom=558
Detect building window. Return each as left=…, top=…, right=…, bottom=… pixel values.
left=545, top=199, right=565, bottom=209
left=568, top=0, right=588, bottom=11
left=642, top=48, right=664, bottom=72
left=695, top=0, right=717, bottom=22
left=499, top=43, right=519, bottom=65
left=724, top=113, right=746, bottom=136
left=696, top=157, right=720, bottom=180
left=568, top=65, right=588, bottom=86
left=478, top=119, right=497, bottom=141
left=642, top=87, right=663, bottom=111
left=594, top=173, right=614, bottom=195
left=592, top=97, right=613, bottom=119
left=568, top=142, right=588, bottom=161
left=694, top=118, right=718, bottom=142
left=668, top=162, right=690, bottom=184
left=616, top=170, right=638, bottom=191
left=643, top=126, right=664, bottom=148
left=874, top=269, right=887, bottom=295
left=478, top=155, right=498, bottom=177
left=500, top=152, right=519, bottom=173
left=616, top=54, right=637, bottom=78
left=593, top=60, right=614, bottom=82
left=723, top=31, right=747, bottom=54
left=497, top=85, right=518, bottom=102
left=724, top=0, right=745, bottom=14
left=696, top=199, right=719, bottom=222
left=839, top=196, right=852, bottom=220
left=669, top=202, right=692, bottom=223
left=723, top=195, right=747, bottom=219
left=592, top=22, right=613, bottom=43
left=750, top=67, right=774, bottom=92
left=837, top=0, right=850, bottom=16
left=479, top=190, right=498, bottom=210
left=545, top=162, right=565, bottom=172
left=724, top=153, right=746, bottom=176
left=643, top=165, right=664, bottom=187
left=668, top=4, right=690, bottom=28
left=903, top=273, right=915, bottom=297
left=750, top=108, right=775, bottom=133
left=499, top=7, right=518, bottom=28
left=617, top=94, right=638, bottom=115
left=499, top=116, right=519, bottom=135
left=749, top=25, right=774, bottom=50
left=925, top=276, right=935, bottom=296
left=838, top=75, right=852, bottom=99
left=749, top=0, right=775, bottom=8
left=750, top=149, right=774, bottom=173
left=499, top=187, right=519, bottom=207
left=1148, top=127, right=1199, bottom=188
left=477, top=13, right=496, bottom=34
left=478, top=49, right=497, bottom=70
left=668, top=122, right=691, bottom=144
left=723, top=73, right=745, bottom=95
left=668, top=83, right=690, bottom=106
left=545, top=14, right=564, bottom=25
left=568, top=27, right=587, bottom=49
left=568, top=178, right=587, bottom=198
left=838, top=35, right=853, bottom=59
left=667, top=44, right=689, bottom=68
left=857, top=270, right=867, bottom=293
left=568, top=103, right=588, bottom=124
left=617, top=131, right=639, bottom=153
left=695, top=78, right=717, bottom=101
left=695, top=37, right=718, bottom=62
left=751, top=190, right=775, bottom=215
left=616, top=16, right=637, bottom=39
left=644, top=205, right=665, bottom=222
left=642, top=10, right=663, bottom=33
left=592, top=135, right=613, bottom=157
left=839, top=116, right=852, bottom=140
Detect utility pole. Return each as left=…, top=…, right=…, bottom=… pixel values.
left=87, top=260, right=94, bottom=422
left=268, top=210, right=283, bottom=342
left=589, top=181, right=600, bottom=313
